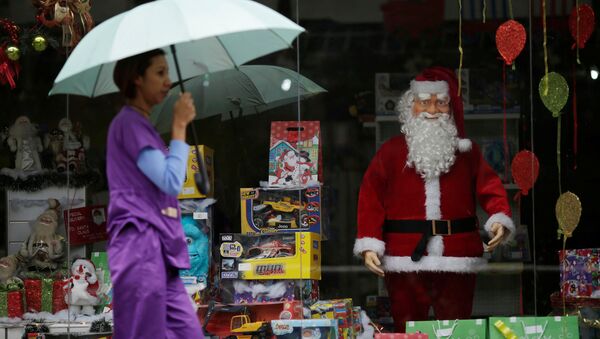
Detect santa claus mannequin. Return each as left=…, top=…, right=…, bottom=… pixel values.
left=354, top=67, right=515, bottom=332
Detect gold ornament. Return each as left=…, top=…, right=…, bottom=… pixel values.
left=555, top=191, right=582, bottom=237
left=31, top=35, right=47, bottom=52
left=5, top=45, right=20, bottom=61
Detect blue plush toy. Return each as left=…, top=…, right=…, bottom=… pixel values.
left=179, top=215, right=209, bottom=286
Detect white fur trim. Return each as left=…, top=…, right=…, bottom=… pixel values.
left=424, top=177, right=441, bottom=219
left=483, top=212, right=516, bottom=243
left=383, top=255, right=487, bottom=273
left=458, top=139, right=472, bottom=152
left=353, top=237, right=386, bottom=258
left=426, top=235, right=444, bottom=256
left=410, top=80, right=449, bottom=95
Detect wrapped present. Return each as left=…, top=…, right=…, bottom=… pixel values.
left=406, top=319, right=487, bottom=338
left=0, top=279, right=25, bottom=318
left=23, top=278, right=68, bottom=313
left=375, top=334, right=428, bottom=339
left=271, top=319, right=338, bottom=339
left=489, top=316, right=579, bottom=339
left=310, top=298, right=353, bottom=339
left=559, top=248, right=600, bottom=298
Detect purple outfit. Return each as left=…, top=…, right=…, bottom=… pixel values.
left=106, top=106, right=204, bottom=339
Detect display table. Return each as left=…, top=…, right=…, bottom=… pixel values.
left=0, top=322, right=111, bottom=339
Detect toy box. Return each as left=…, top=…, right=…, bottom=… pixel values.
left=310, top=298, right=354, bottom=339
left=178, top=145, right=214, bottom=199
left=271, top=319, right=338, bottom=339
left=559, top=248, right=600, bottom=298
left=269, top=121, right=321, bottom=187
left=231, top=279, right=319, bottom=304
left=241, top=187, right=321, bottom=235
left=219, top=232, right=321, bottom=280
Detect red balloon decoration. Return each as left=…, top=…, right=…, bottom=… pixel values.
left=511, top=150, right=540, bottom=196
left=496, top=20, right=527, bottom=65
left=569, top=4, right=595, bottom=49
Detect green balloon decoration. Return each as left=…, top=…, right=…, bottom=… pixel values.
left=539, top=72, right=569, bottom=117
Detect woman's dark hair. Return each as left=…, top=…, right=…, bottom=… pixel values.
left=113, top=49, right=165, bottom=99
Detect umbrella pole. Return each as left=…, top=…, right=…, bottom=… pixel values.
left=170, top=45, right=211, bottom=195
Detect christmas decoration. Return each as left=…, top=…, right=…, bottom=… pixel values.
left=495, top=20, right=526, bottom=66
left=0, top=18, right=21, bottom=88
left=6, top=116, right=44, bottom=172
left=556, top=192, right=581, bottom=239
left=64, top=258, right=100, bottom=316
left=539, top=72, right=569, bottom=193
left=31, top=35, right=47, bottom=52
left=511, top=150, right=539, bottom=197
left=32, top=0, right=94, bottom=48
left=0, top=169, right=100, bottom=192
left=90, top=318, right=112, bottom=332
left=569, top=4, right=595, bottom=50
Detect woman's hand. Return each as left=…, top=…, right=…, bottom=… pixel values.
left=172, top=92, right=196, bottom=140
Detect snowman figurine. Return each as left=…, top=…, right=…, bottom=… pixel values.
left=64, top=258, right=100, bottom=315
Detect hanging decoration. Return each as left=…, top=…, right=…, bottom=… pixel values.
left=556, top=191, right=581, bottom=242
left=0, top=18, right=21, bottom=89
left=542, top=0, right=549, bottom=95
left=539, top=72, right=569, bottom=194
left=457, top=0, right=463, bottom=96
left=32, top=0, right=94, bottom=49
left=511, top=150, right=539, bottom=199
left=569, top=3, right=595, bottom=64
left=495, top=20, right=526, bottom=66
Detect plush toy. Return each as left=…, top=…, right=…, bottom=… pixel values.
left=57, top=118, right=88, bottom=172
left=7, top=116, right=43, bottom=172
left=17, top=198, right=65, bottom=270
left=64, top=258, right=99, bottom=315
left=0, top=255, right=20, bottom=284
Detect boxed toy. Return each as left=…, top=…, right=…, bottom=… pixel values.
left=178, top=145, right=214, bottom=199
left=219, top=232, right=321, bottom=280
left=271, top=319, right=338, bottom=339
left=559, top=248, right=600, bottom=298
left=269, top=121, right=321, bottom=187
left=232, top=279, right=319, bottom=304
left=241, top=187, right=321, bottom=235
left=310, top=298, right=354, bottom=339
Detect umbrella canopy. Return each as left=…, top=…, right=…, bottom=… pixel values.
left=150, top=65, right=326, bottom=133
left=49, top=0, right=304, bottom=97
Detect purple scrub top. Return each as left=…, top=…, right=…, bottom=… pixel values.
left=106, top=106, right=190, bottom=269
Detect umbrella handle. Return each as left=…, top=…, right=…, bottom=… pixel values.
left=170, top=44, right=211, bottom=195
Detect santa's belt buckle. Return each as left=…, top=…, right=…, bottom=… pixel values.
left=431, top=220, right=451, bottom=235
left=161, top=207, right=178, bottom=219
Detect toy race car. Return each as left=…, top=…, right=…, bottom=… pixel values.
left=246, top=240, right=295, bottom=260
left=251, top=197, right=309, bottom=229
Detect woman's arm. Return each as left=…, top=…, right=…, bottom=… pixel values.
left=137, top=140, right=189, bottom=196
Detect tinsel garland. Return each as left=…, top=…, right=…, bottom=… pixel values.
left=0, top=170, right=101, bottom=192
left=90, top=318, right=112, bottom=332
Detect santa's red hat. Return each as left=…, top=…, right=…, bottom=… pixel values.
left=410, top=66, right=466, bottom=139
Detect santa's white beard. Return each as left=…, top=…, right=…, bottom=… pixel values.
left=402, top=113, right=459, bottom=179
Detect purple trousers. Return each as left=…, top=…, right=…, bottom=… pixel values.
left=108, top=223, right=204, bottom=339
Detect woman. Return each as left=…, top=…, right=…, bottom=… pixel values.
left=106, top=49, right=204, bottom=339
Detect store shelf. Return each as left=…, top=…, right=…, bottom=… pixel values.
left=464, top=113, right=520, bottom=120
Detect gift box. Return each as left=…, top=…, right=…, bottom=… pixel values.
left=406, top=319, right=486, bottom=339
left=23, top=278, right=68, bottom=313
left=0, top=280, right=25, bottom=318
left=240, top=187, right=321, bottom=235
left=63, top=205, right=108, bottom=245
left=489, top=316, right=579, bottom=339
left=91, top=251, right=113, bottom=309
left=271, top=319, right=338, bottom=339
left=269, top=121, right=321, bottom=187
left=375, top=334, right=428, bottom=339
left=219, top=232, right=321, bottom=280
left=559, top=248, right=600, bottom=298
left=178, top=145, right=214, bottom=199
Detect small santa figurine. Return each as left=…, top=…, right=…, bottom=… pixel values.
left=64, top=258, right=100, bottom=316
left=354, top=67, right=515, bottom=332
left=7, top=116, right=43, bottom=172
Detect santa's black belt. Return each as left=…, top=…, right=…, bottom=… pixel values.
left=383, top=218, right=477, bottom=262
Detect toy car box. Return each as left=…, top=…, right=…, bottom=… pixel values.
left=178, top=145, right=214, bottom=199
left=271, top=319, right=338, bottom=339
left=241, top=187, right=321, bottom=235
left=219, top=232, right=321, bottom=280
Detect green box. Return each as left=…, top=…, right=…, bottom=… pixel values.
left=406, top=319, right=487, bottom=338
left=489, top=316, right=579, bottom=339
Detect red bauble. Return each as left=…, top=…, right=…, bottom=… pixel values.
left=496, top=20, right=527, bottom=65
left=511, top=150, right=539, bottom=196
left=569, top=4, right=595, bottom=49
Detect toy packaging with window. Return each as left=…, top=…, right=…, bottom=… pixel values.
left=269, top=121, right=321, bottom=187
left=271, top=319, right=339, bottom=339
left=231, top=279, right=319, bottom=304
left=178, top=145, right=214, bottom=199
left=310, top=298, right=354, bottom=339
left=219, top=232, right=321, bottom=280
left=240, top=187, right=321, bottom=235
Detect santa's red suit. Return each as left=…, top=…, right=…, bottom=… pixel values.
left=354, top=67, right=515, bottom=332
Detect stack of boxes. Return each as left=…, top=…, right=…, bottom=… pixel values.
left=219, top=121, right=323, bottom=307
